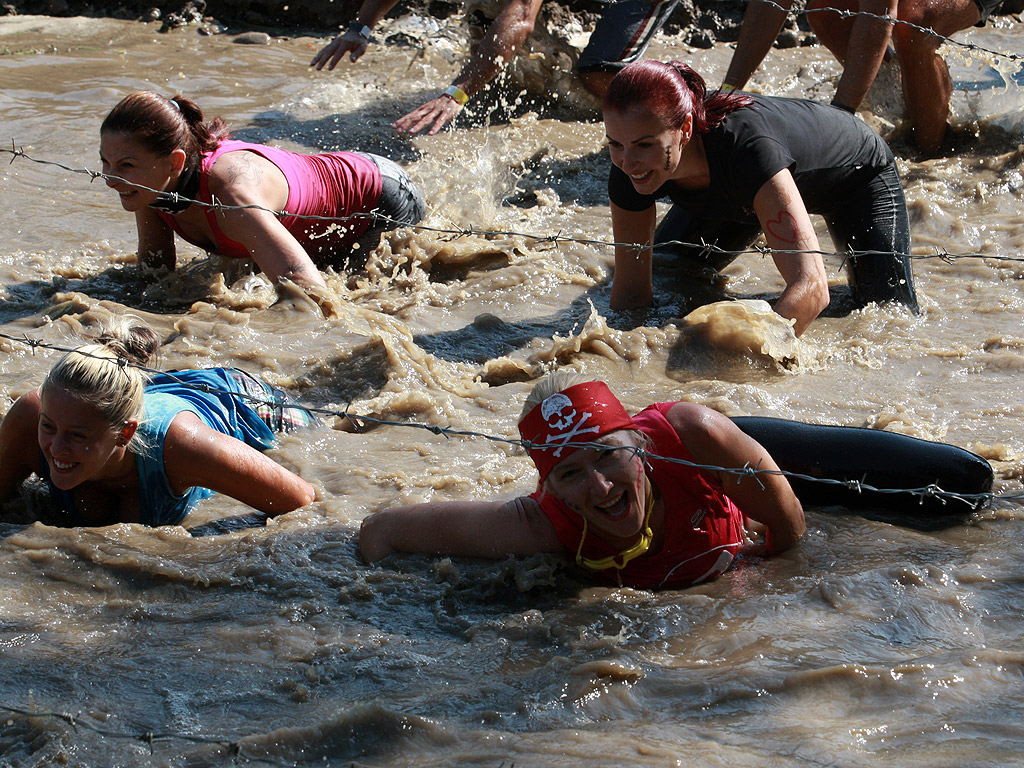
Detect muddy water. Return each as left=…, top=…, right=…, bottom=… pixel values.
left=1, top=12, right=1024, bottom=767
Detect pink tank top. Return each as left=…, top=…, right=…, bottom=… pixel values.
left=531, top=402, right=746, bottom=589
left=156, top=140, right=382, bottom=263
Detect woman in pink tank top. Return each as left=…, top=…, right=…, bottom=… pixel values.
left=99, top=91, right=424, bottom=314
left=358, top=372, right=806, bottom=589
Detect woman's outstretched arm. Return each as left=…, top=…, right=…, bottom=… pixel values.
left=162, top=411, right=316, bottom=516
left=753, top=169, right=830, bottom=336
left=205, top=151, right=329, bottom=291
left=609, top=202, right=657, bottom=310
left=360, top=495, right=562, bottom=563
left=135, top=207, right=177, bottom=270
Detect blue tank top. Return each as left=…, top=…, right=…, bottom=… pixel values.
left=40, top=369, right=279, bottom=526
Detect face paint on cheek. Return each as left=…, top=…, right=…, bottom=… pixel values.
left=664, top=147, right=671, bottom=172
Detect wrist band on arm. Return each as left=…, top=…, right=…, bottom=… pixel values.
left=830, top=99, right=855, bottom=114
left=443, top=85, right=470, bottom=106
left=348, top=23, right=372, bottom=40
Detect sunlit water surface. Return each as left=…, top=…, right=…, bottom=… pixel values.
left=0, top=12, right=1023, bottom=767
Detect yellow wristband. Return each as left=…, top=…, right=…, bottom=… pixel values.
left=720, top=83, right=736, bottom=93
left=443, top=85, right=470, bottom=106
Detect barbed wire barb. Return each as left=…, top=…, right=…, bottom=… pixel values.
left=3, top=145, right=1024, bottom=265
left=759, top=0, right=1024, bottom=62
left=0, top=330, right=1013, bottom=508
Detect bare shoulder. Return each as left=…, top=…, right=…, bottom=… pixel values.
left=3, top=389, right=43, bottom=435
left=207, top=149, right=282, bottom=202
left=664, top=401, right=734, bottom=447
left=498, top=494, right=561, bottom=549
left=0, top=389, right=44, bottom=480
left=161, top=410, right=227, bottom=463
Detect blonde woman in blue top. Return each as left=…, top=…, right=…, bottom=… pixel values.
left=0, top=319, right=316, bottom=526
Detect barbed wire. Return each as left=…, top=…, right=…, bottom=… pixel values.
left=1, top=330, right=1017, bottom=509
left=0, top=702, right=300, bottom=767
left=2, top=143, right=1021, bottom=266
left=1, top=14, right=1019, bottom=766
left=759, top=0, right=1024, bottom=63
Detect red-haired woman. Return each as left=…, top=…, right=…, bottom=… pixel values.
left=603, top=60, right=918, bottom=336
left=99, top=91, right=425, bottom=309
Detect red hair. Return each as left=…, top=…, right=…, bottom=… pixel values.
left=101, top=91, right=231, bottom=173
left=603, top=60, right=752, bottom=133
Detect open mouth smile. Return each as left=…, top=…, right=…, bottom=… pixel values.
left=595, top=491, right=630, bottom=521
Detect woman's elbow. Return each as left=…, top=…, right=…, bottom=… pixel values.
left=295, top=480, right=317, bottom=508
left=766, top=506, right=806, bottom=555
left=809, top=277, right=830, bottom=319
left=359, top=512, right=394, bottom=563
left=265, top=478, right=316, bottom=516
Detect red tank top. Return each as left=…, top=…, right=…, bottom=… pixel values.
left=531, top=402, right=746, bottom=589
left=155, top=140, right=382, bottom=263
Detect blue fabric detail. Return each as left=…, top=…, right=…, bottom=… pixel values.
left=40, top=368, right=280, bottom=527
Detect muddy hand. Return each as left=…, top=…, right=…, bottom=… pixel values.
left=310, top=31, right=368, bottom=70
left=392, top=96, right=462, bottom=136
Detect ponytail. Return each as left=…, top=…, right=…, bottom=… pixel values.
left=42, top=317, right=161, bottom=455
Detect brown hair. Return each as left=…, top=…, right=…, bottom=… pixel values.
left=100, top=91, right=231, bottom=173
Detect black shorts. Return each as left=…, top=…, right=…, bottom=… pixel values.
left=577, top=0, right=680, bottom=73
left=653, top=163, right=918, bottom=311
left=354, top=153, right=426, bottom=252
left=974, top=0, right=1003, bottom=26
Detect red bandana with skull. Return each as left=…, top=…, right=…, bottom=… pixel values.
left=518, top=381, right=636, bottom=483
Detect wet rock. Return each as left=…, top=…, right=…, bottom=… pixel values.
left=776, top=29, right=799, bottom=48
left=426, top=0, right=458, bottom=17
left=664, top=0, right=697, bottom=34
left=197, top=16, right=227, bottom=33
left=686, top=28, right=714, bottom=49
left=157, top=0, right=203, bottom=29
left=15, top=0, right=745, bottom=41
left=234, top=30, right=271, bottom=44
left=383, top=31, right=420, bottom=48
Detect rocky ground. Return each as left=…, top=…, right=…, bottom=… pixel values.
left=3, top=0, right=1021, bottom=47
left=0, top=0, right=813, bottom=47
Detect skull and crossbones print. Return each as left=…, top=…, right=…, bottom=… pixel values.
left=539, top=393, right=600, bottom=456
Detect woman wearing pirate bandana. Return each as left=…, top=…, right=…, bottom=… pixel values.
left=359, top=372, right=805, bottom=589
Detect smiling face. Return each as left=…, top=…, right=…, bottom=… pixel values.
left=99, top=131, right=184, bottom=212
left=604, top=106, right=692, bottom=195
left=544, top=430, right=649, bottom=547
left=37, top=387, right=133, bottom=490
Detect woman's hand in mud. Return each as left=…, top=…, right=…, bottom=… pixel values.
left=392, top=96, right=462, bottom=136
left=271, top=280, right=340, bottom=318
left=310, top=30, right=369, bottom=70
